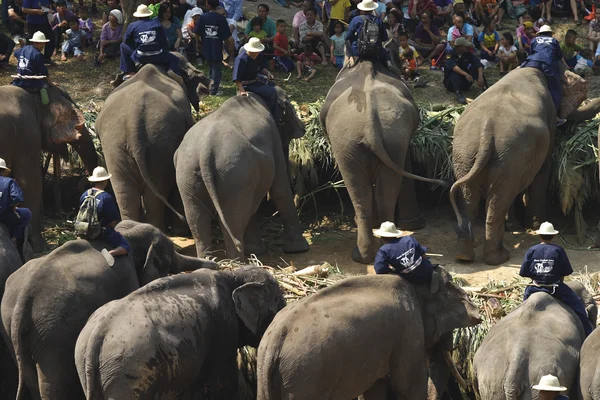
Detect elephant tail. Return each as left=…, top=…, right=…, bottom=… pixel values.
left=257, top=343, right=283, bottom=400
left=11, top=294, right=32, bottom=400
left=81, top=316, right=105, bottom=400
left=449, top=130, right=493, bottom=229
left=502, top=361, right=523, bottom=400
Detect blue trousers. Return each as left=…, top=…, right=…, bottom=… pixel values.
left=61, top=40, right=84, bottom=57
left=524, top=283, right=594, bottom=336
left=207, top=59, right=223, bottom=94
left=244, top=81, right=281, bottom=121
left=521, top=60, right=562, bottom=112
left=274, top=56, right=295, bottom=72
left=119, top=43, right=181, bottom=75
left=0, top=208, right=31, bottom=242
left=103, top=227, right=131, bottom=253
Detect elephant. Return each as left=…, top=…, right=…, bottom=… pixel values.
left=256, top=267, right=481, bottom=399
left=0, top=220, right=217, bottom=400
left=174, top=87, right=309, bottom=259
left=319, top=60, right=448, bottom=264
left=0, top=85, right=98, bottom=252
left=96, top=54, right=210, bottom=233
left=450, top=68, right=600, bottom=265
left=75, top=266, right=285, bottom=399
left=473, top=280, right=596, bottom=400
left=579, top=323, right=600, bottom=399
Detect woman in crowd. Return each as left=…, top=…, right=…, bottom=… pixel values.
left=159, top=1, right=183, bottom=50
left=96, top=9, right=123, bottom=66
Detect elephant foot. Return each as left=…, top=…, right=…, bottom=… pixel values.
left=484, top=246, right=510, bottom=266
left=352, top=246, right=374, bottom=264
left=245, top=241, right=268, bottom=256
left=455, top=236, right=474, bottom=262
left=455, top=251, right=475, bottom=262
left=397, top=216, right=426, bottom=231
left=282, top=233, right=309, bottom=254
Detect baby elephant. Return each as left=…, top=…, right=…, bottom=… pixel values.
left=75, top=266, right=285, bottom=399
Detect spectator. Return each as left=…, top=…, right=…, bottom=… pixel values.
left=222, top=0, right=242, bottom=21
left=7, top=0, right=26, bottom=41
left=447, top=12, right=473, bottom=49
left=477, top=19, right=499, bottom=61
left=224, top=7, right=240, bottom=51
left=452, top=0, right=477, bottom=24
left=407, top=0, right=438, bottom=32
left=575, top=47, right=594, bottom=77
left=434, top=0, right=453, bottom=19
left=587, top=7, right=600, bottom=50
left=515, top=12, right=539, bottom=45
left=0, top=32, right=14, bottom=70
left=385, top=8, right=402, bottom=40
left=273, top=19, right=295, bottom=71
left=328, top=0, right=351, bottom=36
left=60, top=17, right=85, bottom=61
left=411, top=10, right=445, bottom=62
left=298, top=7, right=329, bottom=63
left=443, top=37, right=486, bottom=104
left=293, top=0, right=314, bottom=45
left=78, top=7, right=94, bottom=47
left=51, top=0, right=76, bottom=53
left=244, top=4, right=277, bottom=47
left=195, top=0, right=235, bottom=95
left=22, top=0, right=54, bottom=64
left=249, top=16, right=267, bottom=40
left=96, top=9, right=123, bottom=66
left=329, top=19, right=346, bottom=68
left=398, top=30, right=423, bottom=63
left=102, top=0, right=121, bottom=24
left=172, top=0, right=192, bottom=21
left=475, top=0, right=498, bottom=23
left=497, top=31, right=517, bottom=74
left=159, top=2, right=183, bottom=50
left=561, top=29, right=582, bottom=70
left=296, top=43, right=321, bottom=80
left=520, top=21, right=535, bottom=56
left=401, top=47, right=418, bottom=79
left=495, top=0, right=528, bottom=28
left=184, top=7, right=203, bottom=57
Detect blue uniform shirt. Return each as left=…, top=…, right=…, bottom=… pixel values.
left=232, top=48, right=265, bottom=82
left=195, top=11, right=231, bottom=61
left=0, top=177, right=24, bottom=218
left=524, top=36, right=563, bottom=73
left=519, top=243, right=573, bottom=284
left=12, top=45, right=49, bottom=90
left=124, top=18, right=170, bottom=58
left=22, top=0, right=50, bottom=24
left=374, top=236, right=434, bottom=283
left=346, top=14, right=388, bottom=57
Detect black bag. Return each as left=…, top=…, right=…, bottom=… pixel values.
left=358, top=16, right=380, bottom=58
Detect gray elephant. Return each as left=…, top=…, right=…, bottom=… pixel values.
left=0, top=220, right=217, bottom=400
left=256, top=267, right=480, bottom=399
left=580, top=324, right=600, bottom=399
left=0, top=85, right=98, bottom=252
left=473, top=281, right=595, bottom=400
left=319, top=60, right=448, bottom=264
left=450, top=68, right=600, bottom=265
left=96, top=55, right=210, bottom=233
left=174, top=88, right=309, bottom=259
left=75, top=266, right=284, bottom=399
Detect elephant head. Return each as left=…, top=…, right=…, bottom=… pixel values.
left=176, top=52, right=211, bottom=112
left=275, top=87, right=305, bottom=169
left=116, top=220, right=217, bottom=285
left=231, top=266, right=286, bottom=348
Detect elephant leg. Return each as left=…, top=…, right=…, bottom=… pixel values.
left=244, top=214, right=267, bottom=255
left=388, top=350, right=428, bottom=399
left=505, top=202, right=522, bottom=232
left=185, top=200, right=214, bottom=258
left=454, top=183, right=480, bottom=262
left=141, top=186, right=167, bottom=233
left=375, top=167, right=402, bottom=228
left=396, top=154, right=425, bottom=231
left=36, top=350, right=83, bottom=400
left=109, top=173, right=142, bottom=223
left=362, top=378, right=389, bottom=399
left=169, top=189, right=190, bottom=236
left=524, top=159, right=551, bottom=230
left=14, top=157, right=45, bottom=252
left=484, top=188, right=515, bottom=265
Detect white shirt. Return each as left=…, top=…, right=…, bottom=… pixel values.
left=498, top=45, right=517, bottom=57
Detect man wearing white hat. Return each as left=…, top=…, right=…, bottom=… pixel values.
left=532, top=375, right=569, bottom=399
left=346, top=0, right=388, bottom=61
left=0, top=158, right=32, bottom=262
left=519, top=221, right=594, bottom=336
left=11, top=31, right=54, bottom=96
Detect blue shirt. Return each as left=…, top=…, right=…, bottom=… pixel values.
left=232, top=48, right=264, bottom=82
left=524, top=36, right=563, bottom=71
left=64, top=28, right=84, bottom=48
left=346, top=14, right=388, bottom=57
left=79, top=189, right=121, bottom=229
left=124, top=18, right=170, bottom=57
left=12, top=45, right=49, bottom=89
left=22, top=0, right=50, bottom=24
left=222, top=0, right=242, bottom=21
left=374, top=236, right=434, bottom=283
left=0, top=177, right=24, bottom=218
left=519, top=243, right=573, bottom=284
left=195, top=11, right=231, bottom=61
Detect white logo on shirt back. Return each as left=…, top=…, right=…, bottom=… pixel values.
left=205, top=25, right=218, bottom=38
left=18, top=56, right=28, bottom=69
left=534, top=259, right=554, bottom=274
left=139, top=30, right=157, bottom=44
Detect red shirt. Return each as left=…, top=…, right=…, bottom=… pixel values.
left=298, top=52, right=322, bottom=67
left=274, top=32, right=289, bottom=56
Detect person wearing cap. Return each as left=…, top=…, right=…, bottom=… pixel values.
left=443, top=36, right=486, bottom=104
left=373, top=221, right=435, bottom=284
left=233, top=37, right=281, bottom=121
left=96, top=9, right=123, bottom=66
left=21, top=0, right=54, bottom=64
left=346, top=0, right=389, bottom=61
left=184, top=7, right=203, bottom=57
left=0, top=158, right=32, bottom=262
left=532, top=375, right=570, bottom=399
left=12, top=31, right=55, bottom=93
left=520, top=25, right=566, bottom=125
left=519, top=221, right=594, bottom=337
left=79, top=167, right=130, bottom=258
left=50, top=0, right=76, bottom=52
left=116, top=4, right=183, bottom=86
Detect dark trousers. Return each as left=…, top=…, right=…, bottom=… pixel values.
left=244, top=81, right=281, bottom=120
left=52, top=26, right=67, bottom=51
left=521, top=60, right=562, bottom=112
left=28, top=21, right=54, bottom=61
left=101, top=41, right=120, bottom=57
left=103, top=227, right=131, bottom=253
left=444, top=64, right=485, bottom=92
left=524, top=283, right=594, bottom=336
left=0, top=31, right=15, bottom=64
left=0, top=208, right=32, bottom=242
left=119, top=43, right=180, bottom=75
left=207, top=59, right=223, bottom=94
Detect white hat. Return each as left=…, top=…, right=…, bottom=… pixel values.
left=30, top=31, right=50, bottom=43
left=539, top=24, right=553, bottom=33
left=133, top=4, right=153, bottom=18
left=357, top=0, right=378, bottom=11
left=110, top=9, right=123, bottom=25
left=243, top=37, right=266, bottom=53
left=532, top=375, right=567, bottom=392
left=0, top=158, right=11, bottom=173
left=190, top=7, right=203, bottom=17
left=535, top=221, right=559, bottom=236
left=88, top=167, right=112, bottom=182
left=373, top=221, right=404, bottom=238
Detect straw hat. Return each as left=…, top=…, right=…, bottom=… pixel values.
left=88, top=167, right=112, bottom=182
left=133, top=4, right=153, bottom=18
left=357, top=0, right=378, bottom=11
left=373, top=221, right=404, bottom=238
left=532, top=375, right=567, bottom=392
left=539, top=24, right=553, bottom=33
left=0, top=158, right=11, bottom=174
left=535, top=221, right=559, bottom=236
left=30, top=31, right=50, bottom=43
left=110, top=9, right=123, bottom=25
left=243, top=37, right=266, bottom=53
left=454, top=37, right=473, bottom=48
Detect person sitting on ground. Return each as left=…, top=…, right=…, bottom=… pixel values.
left=78, top=6, right=95, bottom=47
left=96, top=9, right=123, bottom=66
left=243, top=4, right=277, bottom=48
left=0, top=158, right=32, bottom=262
left=249, top=16, right=267, bottom=40
left=407, top=0, right=438, bottom=33
left=575, top=47, right=594, bottom=77
left=515, top=12, right=539, bottom=46
left=296, top=43, right=321, bottom=80
left=159, top=2, right=183, bottom=51
left=562, top=29, right=583, bottom=70
left=385, top=8, right=402, bottom=40
left=184, top=7, right=203, bottom=58
left=532, top=375, right=570, bottom=400
left=7, top=0, right=26, bottom=44
left=0, top=31, right=14, bottom=70
left=61, top=17, right=86, bottom=61
left=330, top=20, right=346, bottom=69
left=80, top=167, right=130, bottom=258
left=411, top=10, right=445, bottom=63
left=475, top=0, right=498, bottom=24
left=51, top=0, right=76, bottom=53
left=495, top=0, right=528, bottom=28
left=434, top=0, right=453, bottom=23
left=12, top=31, right=54, bottom=100
left=233, top=37, right=281, bottom=121
left=346, top=0, right=389, bottom=63
left=398, top=30, right=423, bottom=64
left=588, top=6, right=600, bottom=50
left=273, top=19, right=295, bottom=71
left=101, top=0, right=121, bottom=24
left=519, top=221, right=594, bottom=337
left=298, top=7, right=329, bottom=63
left=497, top=31, right=517, bottom=74
left=478, top=18, right=499, bottom=61
left=443, top=36, right=485, bottom=104
left=115, top=4, right=183, bottom=86
left=521, top=25, right=567, bottom=125
left=520, top=20, right=535, bottom=57
left=447, top=11, right=474, bottom=50
left=401, top=47, right=418, bottom=79
left=292, top=0, right=314, bottom=47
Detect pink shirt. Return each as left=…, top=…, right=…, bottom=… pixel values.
left=292, top=11, right=306, bottom=28
left=516, top=24, right=539, bottom=38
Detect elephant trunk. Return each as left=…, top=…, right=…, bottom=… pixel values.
left=174, top=252, right=218, bottom=272
left=566, top=98, right=600, bottom=122
left=442, top=350, right=467, bottom=389
left=70, top=125, right=99, bottom=174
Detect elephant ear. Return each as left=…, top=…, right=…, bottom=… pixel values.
left=232, top=282, right=268, bottom=336
left=43, top=86, right=86, bottom=145
left=275, top=87, right=305, bottom=139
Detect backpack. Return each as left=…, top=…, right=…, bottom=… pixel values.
left=358, top=16, right=380, bottom=58
left=74, top=189, right=103, bottom=240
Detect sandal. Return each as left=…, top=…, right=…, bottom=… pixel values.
left=575, top=19, right=581, bottom=25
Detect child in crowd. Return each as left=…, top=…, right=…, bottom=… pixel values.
left=588, top=7, right=600, bottom=50
left=249, top=17, right=267, bottom=40
left=329, top=20, right=346, bottom=69
left=515, top=13, right=539, bottom=44
left=520, top=21, right=535, bottom=56
left=398, top=31, right=423, bottom=65
left=561, top=29, right=583, bottom=70
left=497, top=31, right=517, bottom=74
left=273, top=19, right=295, bottom=71
left=78, top=6, right=95, bottom=47
left=61, top=18, right=86, bottom=61
left=296, top=44, right=321, bottom=81
left=478, top=19, right=499, bottom=60
left=575, top=48, right=594, bottom=77
left=401, top=48, right=418, bottom=80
